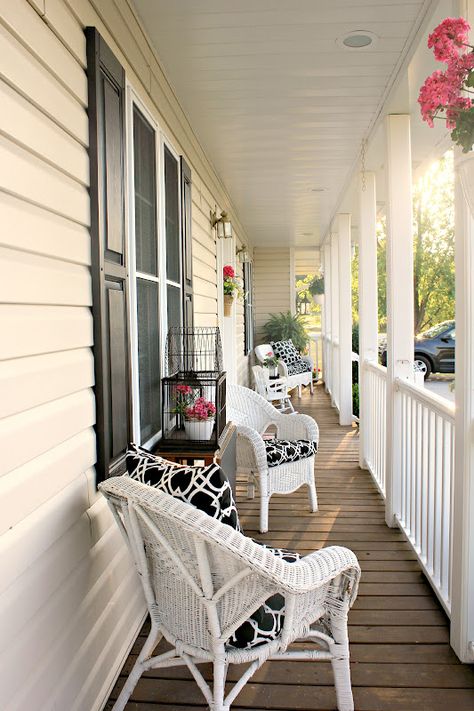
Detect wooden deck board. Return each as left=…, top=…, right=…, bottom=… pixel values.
left=105, top=384, right=474, bottom=710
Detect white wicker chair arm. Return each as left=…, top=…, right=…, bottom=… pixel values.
left=274, top=412, right=319, bottom=443
left=101, top=476, right=359, bottom=600
left=235, top=424, right=268, bottom=472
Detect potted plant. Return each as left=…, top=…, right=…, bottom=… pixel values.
left=223, top=265, right=243, bottom=316
left=173, top=384, right=194, bottom=428
left=184, top=397, right=216, bottom=440
left=263, top=311, right=309, bottom=353
left=262, top=352, right=280, bottom=379
left=418, top=16, right=474, bottom=213
left=309, top=272, right=325, bottom=305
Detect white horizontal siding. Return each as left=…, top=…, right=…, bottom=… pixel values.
left=0, top=2, right=253, bottom=710
left=254, top=247, right=292, bottom=342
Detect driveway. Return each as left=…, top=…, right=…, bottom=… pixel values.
left=424, top=374, right=455, bottom=403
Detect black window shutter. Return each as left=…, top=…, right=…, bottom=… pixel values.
left=180, top=157, right=193, bottom=328
left=86, top=28, right=131, bottom=481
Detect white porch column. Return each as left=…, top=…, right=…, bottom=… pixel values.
left=451, top=149, right=474, bottom=662
left=330, top=232, right=340, bottom=408
left=358, top=172, right=378, bottom=468
left=384, top=114, right=414, bottom=527
left=323, top=241, right=332, bottom=394
left=337, top=214, right=353, bottom=426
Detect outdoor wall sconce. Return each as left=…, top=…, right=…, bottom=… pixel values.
left=236, top=245, right=251, bottom=263
left=210, top=209, right=233, bottom=239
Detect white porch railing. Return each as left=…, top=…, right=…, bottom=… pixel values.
left=395, top=378, right=455, bottom=615
left=363, top=360, right=387, bottom=496
left=362, top=361, right=455, bottom=615
left=308, top=332, right=323, bottom=378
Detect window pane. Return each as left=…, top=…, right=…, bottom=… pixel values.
left=167, top=283, right=182, bottom=331
left=133, top=107, right=157, bottom=275
left=164, top=146, right=180, bottom=283
left=137, top=279, right=161, bottom=441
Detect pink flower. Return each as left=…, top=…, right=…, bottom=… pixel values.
left=446, top=96, right=473, bottom=128
left=418, top=70, right=463, bottom=126
left=428, top=17, right=471, bottom=62
left=176, top=385, right=193, bottom=395
left=223, top=265, right=235, bottom=279
left=185, top=398, right=216, bottom=421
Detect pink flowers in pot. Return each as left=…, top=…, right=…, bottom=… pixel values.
left=419, top=17, right=474, bottom=152
left=223, top=264, right=243, bottom=298
left=185, top=397, right=216, bottom=421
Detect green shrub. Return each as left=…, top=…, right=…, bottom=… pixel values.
left=352, top=383, right=359, bottom=418
left=263, top=311, right=309, bottom=353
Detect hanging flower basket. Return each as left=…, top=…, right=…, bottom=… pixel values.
left=222, top=265, right=243, bottom=317
left=418, top=17, right=474, bottom=150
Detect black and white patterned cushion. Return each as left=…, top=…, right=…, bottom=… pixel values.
left=287, top=360, right=312, bottom=376
left=270, top=339, right=299, bottom=366
left=227, top=544, right=300, bottom=649
left=265, top=439, right=317, bottom=468
left=125, top=444, right=240, bottom=531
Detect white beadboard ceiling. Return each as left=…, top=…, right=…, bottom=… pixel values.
left=131, top=0, right=435, bottom=247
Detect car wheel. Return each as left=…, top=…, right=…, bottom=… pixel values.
left=414, top=355, right=432, bottom=380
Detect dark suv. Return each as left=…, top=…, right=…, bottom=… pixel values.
left=381, top=320, right=455, bottom=379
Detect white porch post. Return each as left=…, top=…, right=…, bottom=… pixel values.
left=330, top=232, right=340, bottom=408
left=358, top=172, right=378, bottom=468
left=384, top=114, right=414, bottom=527
left=323, top=241, right=332, bottom=394
left=337, top=214, right=353, bottom=425
left=451, top=149, right=474, bottom=662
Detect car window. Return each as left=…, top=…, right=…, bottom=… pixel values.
left=418, top=321, right=455, bottom=339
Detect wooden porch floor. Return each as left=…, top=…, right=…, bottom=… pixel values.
left=106, top=384, right=474, bottom=710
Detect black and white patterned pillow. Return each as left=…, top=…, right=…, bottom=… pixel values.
left=287, top=360, right=312, bottom=376
left=270, top=339, right=300, bottom=366
left=227, top=544, right=300, bottom=649
left=125, top=443, right=241, bottom=531
left=265, top=439, right=317, bottom=468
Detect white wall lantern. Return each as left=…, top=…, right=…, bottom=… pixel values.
left=236, top=244, right=251, bottom=263
left=211, top=209, right=233, bottom=239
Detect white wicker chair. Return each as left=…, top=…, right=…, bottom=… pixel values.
left=254, top=343, right=314, bottom=397
left=252, top=364, right=295, bottom=413
left=227, top=384, right=319, bottom=533
left=99, top=476, right=361, bottom=711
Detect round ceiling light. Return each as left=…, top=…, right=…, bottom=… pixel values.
left=338, top=30, right=378, bottom=50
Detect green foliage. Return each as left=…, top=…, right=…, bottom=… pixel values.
left=352, top=383, right=359, bottom=418
left=367, top=151, right=455, bottom=336
left=450, top=107, right=474, bottom=153
left=263, top=311, right=309, bottom=353
left=308, top=273, right=324, bottom=295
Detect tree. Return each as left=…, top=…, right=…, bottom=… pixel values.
left=374, top=151, right=454, bottom=335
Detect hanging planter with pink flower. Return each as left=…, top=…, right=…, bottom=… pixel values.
left=222, top=264, right=243, bottom=316
left=419, top=17, right=474, bottom=214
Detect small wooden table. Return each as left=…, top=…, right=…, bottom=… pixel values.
left=156, top=422, right=237, bottom=492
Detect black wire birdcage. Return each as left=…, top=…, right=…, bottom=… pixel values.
left=160, top=327, right=226, bottom=450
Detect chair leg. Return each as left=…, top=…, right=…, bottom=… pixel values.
left=259, top=478, right=270, bottom=533
left=298, top=384, right=302, bottom=397
left=308, top=478, right=318, bottom=512
left=329, top=617, right=354, bottom=711
left=310, top=379, right=314, bottom=394
left=112, top=623, right=161, bottom=711
left=211, top=655, right=230, bottom=711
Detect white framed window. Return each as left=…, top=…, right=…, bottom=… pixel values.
left=126, top=88, right=185, bottom=448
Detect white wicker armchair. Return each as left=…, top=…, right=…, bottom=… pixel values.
left=227, top=384, right=319, bottom=532
left=99, top=476, right=361, bottom=711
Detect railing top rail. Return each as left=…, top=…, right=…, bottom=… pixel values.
left=395, top=376, right=455, bottom=422
left=362, top=359, right=387, bottom=377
